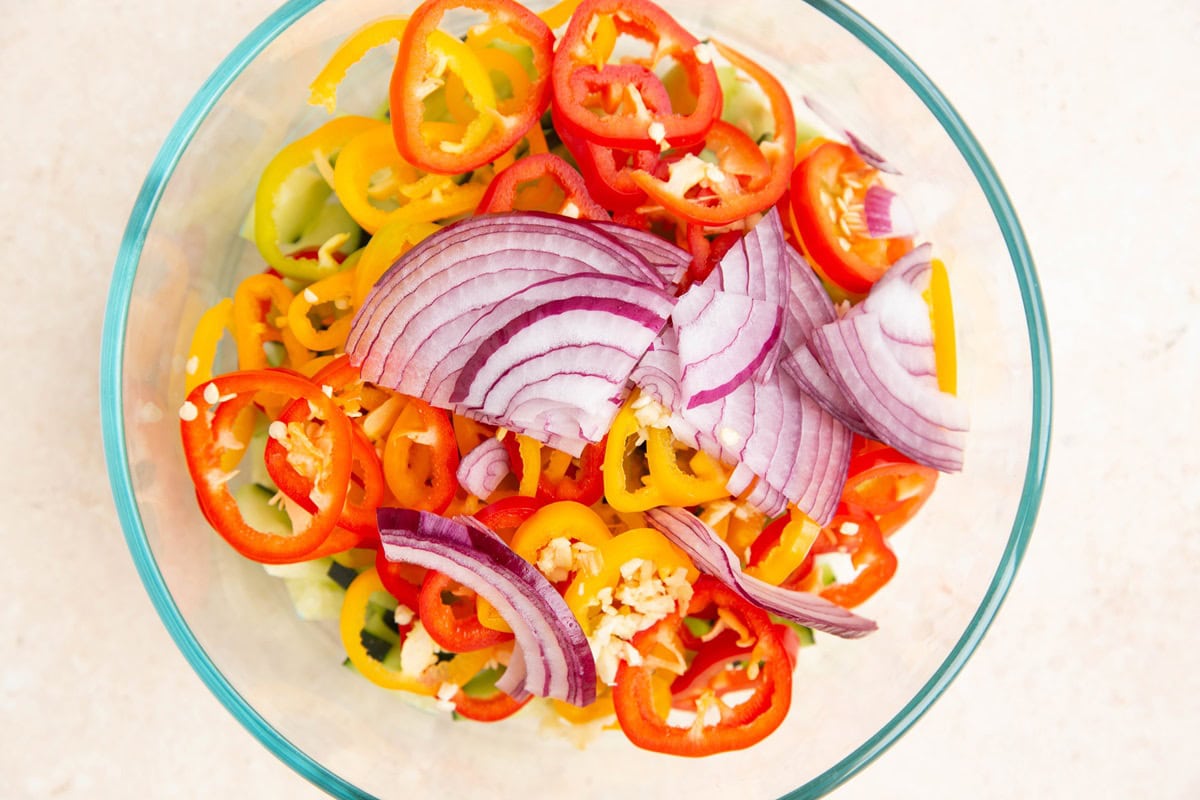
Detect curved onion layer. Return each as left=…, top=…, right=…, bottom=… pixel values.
left=377, top=508, right=597, bottom=707
left=802, top=95, right=900, bottom=175
left=863, top=185, right=917, bottom=239
left=702, top=208, right=791, bottom=310
left=455, top=437, right=510, bottom=499
left=587, top=220, right=690, bottom=288
left=632, top=332, right=851, bottom=524
left=348, top=213, right=676, bottom=456
left=644, top=507, right=876, bottom=638
left=673, top=286, right=783, bottom=409
left=811, top=245, right=967, bottom=471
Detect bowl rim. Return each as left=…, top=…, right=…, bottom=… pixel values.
left=99, top=1, right=1052, bottom=797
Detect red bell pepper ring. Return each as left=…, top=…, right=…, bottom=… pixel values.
left=180, top=370, right=353, bottom=564
left=375, top=547, right=425, bottom=611
left=843, top=436, right=938, bottom=536
left=450, top=682, right=531, bottom=722
left=476, top=153, right=609, bottom=220
left=263, top=357, right=385, bottom=541
left=551, top=0, right=720, bottom=150
left=472, top=495, right=547, bottom=544
left=788, top=141, right=914, bottom=296
left=391, top=0, right=553, bottom=174
left=553, top=100, right=664, bottom=211
left=612, top=576, right=792, bottom=756
left=631, top=41, right=796, bottom=226
left=786, top=502, right=898, bottom=608
left=418, top=570, right=515, bottom=652
left=670, top=623, right=800, bottom=712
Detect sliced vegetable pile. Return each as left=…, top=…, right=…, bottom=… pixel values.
left=177, top=0, right=967, bottom=757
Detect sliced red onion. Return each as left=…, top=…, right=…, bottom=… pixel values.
left=348, top=213, right=676, bottom=456
left=644, top=507, right=876, bottom=638
left=377, top=508, right=597, bottom=707
left=633, top=341, right=851, bottom=524
left=781, top=246, right=837, bottom=351
left=587, top=221, right=690, bottom=288
left=455, top=437, right=510, bottom=499
left=780, top=345, right=870, bottom=436
left=802, top=95, right=900, bottom=175
left=702, top=208, right=791, bottom=309
left=862, top=185, right=917, bottom=239
left=673, top=285, right=784, bottom=409
left=811, top=245, right=967, bottom=471
left=628, top=326, right=685, bottom=413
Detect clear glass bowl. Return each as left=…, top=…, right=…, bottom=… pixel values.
left=100, top=1, right=1051, bottom=797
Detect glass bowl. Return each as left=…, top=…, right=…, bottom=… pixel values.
left=100, top=0, right=1051, bottom=797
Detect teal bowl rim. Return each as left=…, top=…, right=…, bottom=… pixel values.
left=99, top=1, right=1052, bottom=798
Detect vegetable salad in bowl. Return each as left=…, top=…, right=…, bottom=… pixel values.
left=176, top=0, right=968, bottom=758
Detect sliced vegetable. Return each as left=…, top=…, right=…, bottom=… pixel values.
left=456, top=437, right=511, bottom=499
left=810, top=245, right=967, bottom=471
left=377, top=508, right=597, bottom=705
left=477, top=152, right=608, bottom=219
left=612, top=576, right=792, bottom=756
left=180, top=370, right=353, bottom=564
left=788, top=140, right=912, bottom=296
left=391, top=0, right=553, bottom=173
left=347, top=213, right=676, bottom=455
left=644, top=506, right=876, bottom=637
left=551, top=0, right=720, bottom=150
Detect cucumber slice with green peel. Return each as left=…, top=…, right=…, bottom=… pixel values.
left=362, top=600, right=401, bottom=642
left=716, top=66, right=775, bottom=143
left=461, top=666, right=505, bottom=698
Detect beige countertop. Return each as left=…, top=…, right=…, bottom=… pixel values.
left=2, top=0, right=1197, bottom=797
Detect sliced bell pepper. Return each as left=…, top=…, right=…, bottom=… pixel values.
left=309, top=17, right=409, bottom=113
left=231, top=272, right=307, bottom=371
left=603, top=402, right=730, bottom=512
left=510, top=501, right=612, bottom=576
left=503, top=432, right=606, bottom=505
left=285, top=265, right=359, bottom=352
left=183, top=298, right=233, bottom=395
left=476, top=152, right=608, bottom=219
left=375, top=547, right=425, bottom=611
left=353, top=219, right=441, bottom=307
left=564, top=527, right=698, bottom=634
left=332, top=122, right=418, bottom=233
left=254, top=116, right=379, bottom=280
left=842, top=438, right=938, bottom=536
left=450, top=663, right=531, bottom=721
left=339, top=566, right=437, bottom=693
left=631, top=41, right=795, bottom=226
left=744, top=507, right=821, bottom=586
left=927, top=258, right=957, bottom=395
left=786, top=502, right=898, bottom=607
left=382, top=396, right=460, bottom=514
left=391, top=0, right=553, bottom=173
left=473, top=495, right=546, bottom=543
left=180, top=370, right=352, bottom=564
left=551, top=0, right=720, bottom=150
left=611, top=576, right=792, bottom=756
left=787, top=140, right=913, bottom=296
left=419, top=569, right=514, bottom=651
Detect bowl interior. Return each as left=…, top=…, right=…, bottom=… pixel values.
left=102, top=1, right=1050, bottom=797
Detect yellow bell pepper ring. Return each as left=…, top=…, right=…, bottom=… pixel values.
left=339, top=567, right=436, bottom=693
left=183, top=298, right=233, bottom=394
left=254, top=116, right=379, bottom=281
left=565, top=527, right=699, bottom=634
left=332, top=122, right=417, bottom=234
left=285, top=265, right=359, bottom=352
left=927, top=258, right=957, bottom=396
left=309, top=17, right=410, bottom=114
